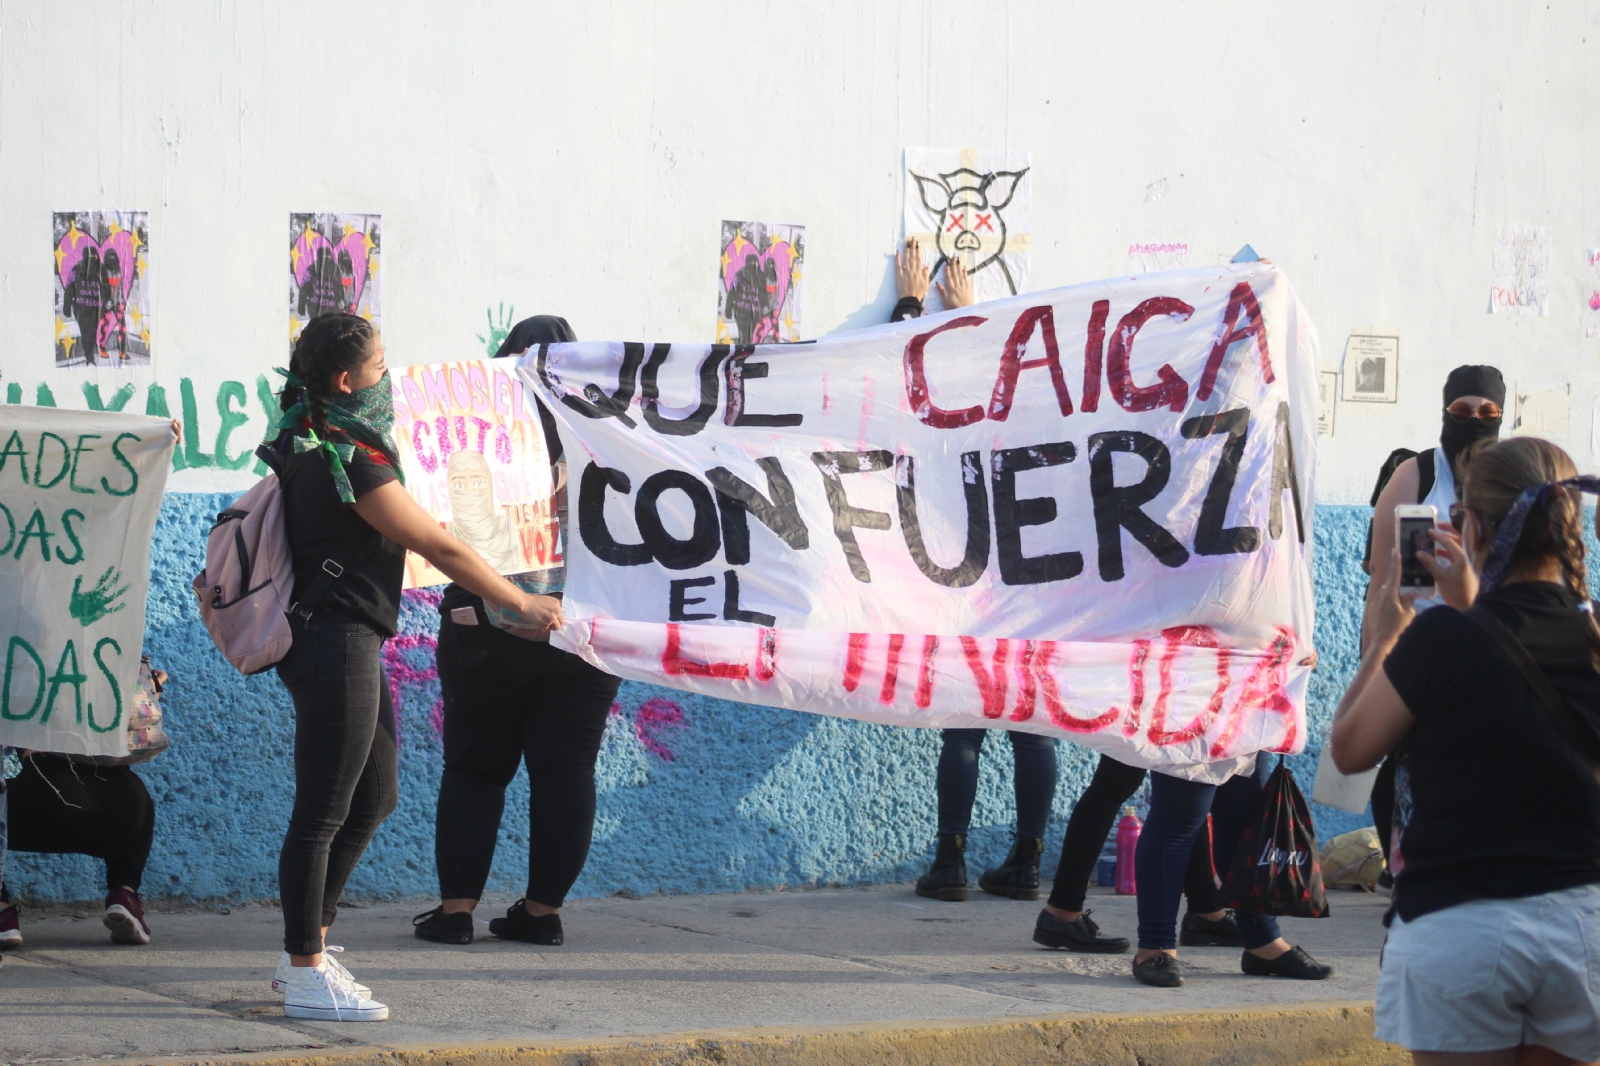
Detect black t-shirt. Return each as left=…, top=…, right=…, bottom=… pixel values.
left=280, top=441, right=406, bottom=638
left=1383, top=582, right=1600, bottom=922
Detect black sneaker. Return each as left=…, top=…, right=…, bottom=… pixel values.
left=488, top=900, right=564, bottom=945
left=1132, top=952, right=1184, bottom=987
left=412, top=906, right=474, bottom=945
left=1032, top=908, right=1130, bottom=953
left=1179, top=909, right=1242, bottom=947
left=1240, top=945, right=1334, bottom=980
left=914, top=834, right=969, bottom=902
left=978, top=836, right=1043, bottom=901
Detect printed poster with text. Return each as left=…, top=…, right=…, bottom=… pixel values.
left=391, top=360, right=557, bottom=589
left=53, top=211, right=152, bottom=369
left=290, top=212, right=381, bottom=355
left=904, top=148, right=1031, bottom=311
left=0, top=408, right=174, bottom=756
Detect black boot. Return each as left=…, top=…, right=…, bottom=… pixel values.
left=915, top=834, right=969, bottom=901
left=978, top=835, right=1043, bottom=900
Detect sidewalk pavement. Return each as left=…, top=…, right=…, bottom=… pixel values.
left=3, top=883, right=1395, bottom=1065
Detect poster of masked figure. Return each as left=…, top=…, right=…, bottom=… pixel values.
left=289, top=212, right=381, bottom=355
left=716, top=221, right=804, bottom=345
left=53, top=211, right=151, bottom=368
left=390, top=359, right=560, bottom=589
left=904, top=148, right=1031, bottom=312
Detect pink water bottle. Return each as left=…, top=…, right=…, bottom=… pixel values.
left=1115, top=805, right=1142, bottom=895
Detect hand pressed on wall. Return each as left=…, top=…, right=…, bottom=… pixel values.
left=895, top=239, right=931, bottom=302
left=936, top=257, right=974, bottom=309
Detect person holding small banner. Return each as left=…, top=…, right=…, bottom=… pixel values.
left=410, top=315, right=624, bottom=950
left=264, top=312, right=561, bottom=1022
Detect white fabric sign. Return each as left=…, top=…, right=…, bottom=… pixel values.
left=0, top=408, right=173, bottom=756
left=522, top=264, right=1318, bottom=782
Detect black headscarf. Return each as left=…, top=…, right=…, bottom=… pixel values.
left=493, top=315, right=576, bottom=464
left=493, top=314, right=575, bottom=358
left=1440, top=364, right=1506, bottom=474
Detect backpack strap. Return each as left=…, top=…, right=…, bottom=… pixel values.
left=1414, top=449, right=1435, bottom=503
left=1463, top=605, right=1600, bottom=771
left=276, top=448, right=372, bottom=622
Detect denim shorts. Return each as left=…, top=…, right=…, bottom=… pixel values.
left=1376, top=882, right=1600, bottom=1059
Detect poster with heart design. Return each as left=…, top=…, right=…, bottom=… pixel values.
left=716, top=220, right=804, bottom=345
left=53, top=211, right=152, bottom=369
left=289, top=212, right=382, bottom=356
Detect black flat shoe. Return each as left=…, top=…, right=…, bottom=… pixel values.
left=412, top=906, right=474, bottom=945
left=978, top=836, right=1043, bottom=901
left=1032, top=908, right=1130, bottom=954
left=1132, top=952, right=1184, bottom=987
left=488, top=899, right=564, bottom=945
left=1179, top=909, right=1243, bottom=947
left=915, top=834, right=969, bottom=902
left=1240, top=945, right=1333, bottom=980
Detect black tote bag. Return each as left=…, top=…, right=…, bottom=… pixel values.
left=1218, top=757, right=1329, bottom=918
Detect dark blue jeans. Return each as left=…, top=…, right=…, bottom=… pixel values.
left=937, top=728, right=1057, bottom=839
left=276, top=616, right=399, bottom=956
left=1135, top=757, right=1281, bottom=950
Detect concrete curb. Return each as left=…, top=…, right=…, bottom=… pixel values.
left=125, top=1002, right=1404, bottom=1066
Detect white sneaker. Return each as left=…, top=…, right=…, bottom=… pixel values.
left=281, top=961, right=388, bottom=1022
left=272, top=947, right=372, bottom=999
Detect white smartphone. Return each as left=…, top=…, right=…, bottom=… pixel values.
left=1395, top=504, right=1439, bottom=587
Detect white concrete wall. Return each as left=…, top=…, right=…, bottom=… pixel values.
left=1, top=0, right=1595, bottom=501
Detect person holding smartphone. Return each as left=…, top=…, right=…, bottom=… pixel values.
left=1363, top=365, right=1505, bottom=871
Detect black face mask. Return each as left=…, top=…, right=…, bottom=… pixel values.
left=1440, top=410, right=1501, bottom=474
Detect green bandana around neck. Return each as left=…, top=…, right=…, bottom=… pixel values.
left=272, top=368, right=406, bottom=503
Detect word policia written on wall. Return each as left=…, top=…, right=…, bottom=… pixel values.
left=0, top=408, right=173, bottom=757
left=524, top=264, right=1318, bottom=783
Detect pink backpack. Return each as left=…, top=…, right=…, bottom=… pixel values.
left=193, top=475, right=296, bottom=674
left=193, top=456, right=363, bottom=674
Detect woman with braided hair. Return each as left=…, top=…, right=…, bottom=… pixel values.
left=1332, top=436, right=1600, bottom=1065
left=261, top=312, right=563, bottom=1022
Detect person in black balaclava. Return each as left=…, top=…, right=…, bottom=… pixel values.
left=412, top=315, right=625, bottom=951
left=1438, top=364, right=1506, bottom=479
left=1361, top=363, right=1505, bottom=877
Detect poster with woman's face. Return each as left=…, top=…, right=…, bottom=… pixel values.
left=289, top=212, right=381, bottom=356
left=53, top=211, right=151, bottom=369
left=389, top=359, right=558, bottom=589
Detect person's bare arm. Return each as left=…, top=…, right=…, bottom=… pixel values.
left=1365, top=457, right=1419, bottom=580
left=351, top=481, right=562, bottom=629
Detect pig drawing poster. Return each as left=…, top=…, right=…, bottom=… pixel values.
left=289, top=212, right=382, bottom=356
left=716, top=220, right=805, bottom=345
left=905, top=148, right=1031, bottom=311
left=390, top=359, right=559, bottom=589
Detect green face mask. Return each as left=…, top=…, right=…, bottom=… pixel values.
left=273, top=367, right=406, bottom=503
left=329, top=369, right=396, bottom=435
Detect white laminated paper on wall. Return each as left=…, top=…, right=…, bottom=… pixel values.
left=521, top=264, right=1319, bottom=783
left=0, top=408, right=173, bottom=756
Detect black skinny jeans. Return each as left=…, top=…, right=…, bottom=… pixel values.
left=434, top=614, right=622, bottom=908
left=3, top=754, right=154, bottom=893
left=937, top=728, right=1058, bottom=839
left=1047, top=753, right=1219, bottom=913
left=275, top=616, right=399, bottom=956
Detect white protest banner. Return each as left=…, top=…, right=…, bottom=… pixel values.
left=390, top=360, right=557, bottom=588
left=521, top=264, right=1317, bottom=782
left=0, top=408, right=173, bottom=756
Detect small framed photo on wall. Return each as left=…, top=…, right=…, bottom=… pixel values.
left=1341, top=334, right=1400, bottom=404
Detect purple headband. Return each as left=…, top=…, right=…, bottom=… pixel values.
left=1477, top=474, right=1600, bottom=594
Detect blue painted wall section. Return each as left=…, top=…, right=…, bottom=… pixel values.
left=18, top=496, right=1577, bottom=902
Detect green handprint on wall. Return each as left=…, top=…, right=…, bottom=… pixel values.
left=476, top=303, right=516, bottom=359
left=69, top=567, right=129, bottom=626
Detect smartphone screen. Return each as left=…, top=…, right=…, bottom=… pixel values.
left=1398, top=516, right=1437, bottom=587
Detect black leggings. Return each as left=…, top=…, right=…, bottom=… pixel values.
left=1047, top=753, right=1219, bottom=914
left=3, top=754, right=154, bottom=894
left=936, top=728, right=1058, bottom=838
left=275, top=617, right=399, bottom=956
left=434, top=613, right=622, bottom=908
